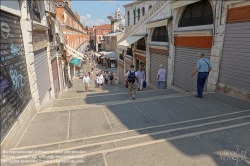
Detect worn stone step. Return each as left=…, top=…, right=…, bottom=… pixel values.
left=4, top=118, right=250, bottom=166
left=42, top=92, right=196, bottom=113
left=3, top=110, right=250, bottom=165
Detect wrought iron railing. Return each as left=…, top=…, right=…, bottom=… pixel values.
left=152, top=36, right=168, bottom=42
left=179, top=15, right=213, bottom=27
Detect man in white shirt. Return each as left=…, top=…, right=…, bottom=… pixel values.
left=83, top=73, right=91, bottom=92
left=157, top=64, right=166, bottom=89
left=137, top=68, right=145, bottom=91
left=125, top=65, right=139, bottom=100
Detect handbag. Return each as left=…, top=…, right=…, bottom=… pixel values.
left=143, top=81, right=147, bottom=88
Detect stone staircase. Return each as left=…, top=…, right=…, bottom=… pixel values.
left=2, top=108, right=250, bottom=165
left=2, top=71, right=250, bottom=165
left=117, top=0, right=170, bottom=44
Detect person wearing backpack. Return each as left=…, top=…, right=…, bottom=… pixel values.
left=125, top=65, right=139, bottom=100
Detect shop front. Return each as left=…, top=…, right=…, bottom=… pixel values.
left=125, top=58, right=133, bottom=72
left=135, top=53, right=146, bottom=71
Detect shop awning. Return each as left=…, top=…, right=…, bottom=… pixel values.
left=146, top=18, right=169, bottom=29
left=170, top=0, right=200, bottom=9
left=66, top=44, right=86, bottom=59
left=105, top=52, right=117, bottom=60
left=100, top=56, right=105, bottom=59
left=95, top=53, right=101, bottom=57
left=117, top=35, right=144, bottom=50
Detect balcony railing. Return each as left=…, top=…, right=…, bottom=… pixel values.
left=152, top=36, right=168, bottom=42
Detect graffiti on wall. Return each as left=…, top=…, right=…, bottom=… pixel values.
left=0, top=11, right=31, bottom=139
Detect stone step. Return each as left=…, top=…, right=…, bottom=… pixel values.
left=3, top=110, right=250, bottom=165
left=42, top=92, right=195, bottom=113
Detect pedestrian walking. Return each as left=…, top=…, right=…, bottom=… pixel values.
left=104, top=71, right=109, bottom=85
left=96, top=73, right=104, bottom=91
left=83, top=73, right=91, bottom=92
left=110, top=72, right=114, bottom=85
left=137, top=67, right=145, bottom=91
left=191, top=52, right=212, bottom=98
left=156, top=64, right=166, bottom=89
left=125, top=65, right=139, bottom=100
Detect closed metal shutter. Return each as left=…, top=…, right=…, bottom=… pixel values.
left=150, top=53, right=168, bottom=88
left=119, top=66, right=125, bottom=84
left=59, top=57, right=64, bottom=90
left=174, top=47, right=211, bottom=92
left=219, top=21, right=250, bottom=92
left=34, top=49, right=51, bottom=103
left=51, top=59, right=59, bottom=99
left=0, top=11, right=31, bottom=138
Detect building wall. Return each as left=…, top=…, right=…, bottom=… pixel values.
left=124, top=1, right=157, bottom=32
left=0, top=0, right=57, bottom=150
left=55, top=5, right=87, bottom=50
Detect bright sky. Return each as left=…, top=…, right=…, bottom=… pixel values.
left=71, top=0, right=132, bottom=27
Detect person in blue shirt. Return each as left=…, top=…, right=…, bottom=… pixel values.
left=191, top=53, right=212, bottom=98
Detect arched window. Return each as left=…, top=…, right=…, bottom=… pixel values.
left=152, top=26, right=168, bottom=42
left=179, top=0, right=213, bottom=27
left=137, top=38, right=146, bottom=51
left=127, top=11, right=130, bottom=26
left=148, top=5, right=152, bottom=10
left=137, top=8, right=140, bottom=21
left=142, top=7, right=145, bottom=16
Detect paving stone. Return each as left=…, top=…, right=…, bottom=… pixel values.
left=53, top=99, right=76, bottom=108
left=106, top=137, right=228, bottom=166
left=204, top=93, right=250, bottom=110
left=103, top=104, right=153, bottom=132
left=133, top=101, right=180, bottom=125
left=69, top=108, right=113, bottom=140
left=76, top=97, right=99, bottom=105
left=155, top=98, right=213, bottom=120
left=17, top=111, right=69, bottom=147
left=97, top=95, right=123, bottom=103
left=59, top=154, right=105, bottom=166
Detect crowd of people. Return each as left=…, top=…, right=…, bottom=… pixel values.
left=82, top=51, right=211, bottom=100
left=82, top=69, right=116, bottom=92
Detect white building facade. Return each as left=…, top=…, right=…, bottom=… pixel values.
left=117, top=0, right=250, bottom=101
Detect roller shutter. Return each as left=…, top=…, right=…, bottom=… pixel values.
left=34, top=49, right=51, bottom=103
left=219, top=21, right=250, bottom=92
left=174, top=47, right=211, bottom=92
left=150, top=53, right=168, bottom=88
left=51, top=59, right=59, bottom=98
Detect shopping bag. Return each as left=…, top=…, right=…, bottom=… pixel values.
left=143, top=81, right=147, bottom=88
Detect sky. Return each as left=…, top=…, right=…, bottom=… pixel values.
left=71, top=0, right=132, bottom=27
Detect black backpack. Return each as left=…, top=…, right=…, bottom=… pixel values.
left=128, top=71, right=136, bottom=83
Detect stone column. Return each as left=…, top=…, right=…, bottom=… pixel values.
left=207, top=1, right=227, bottom=91
left=145, top=47, right=150, bottom=84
